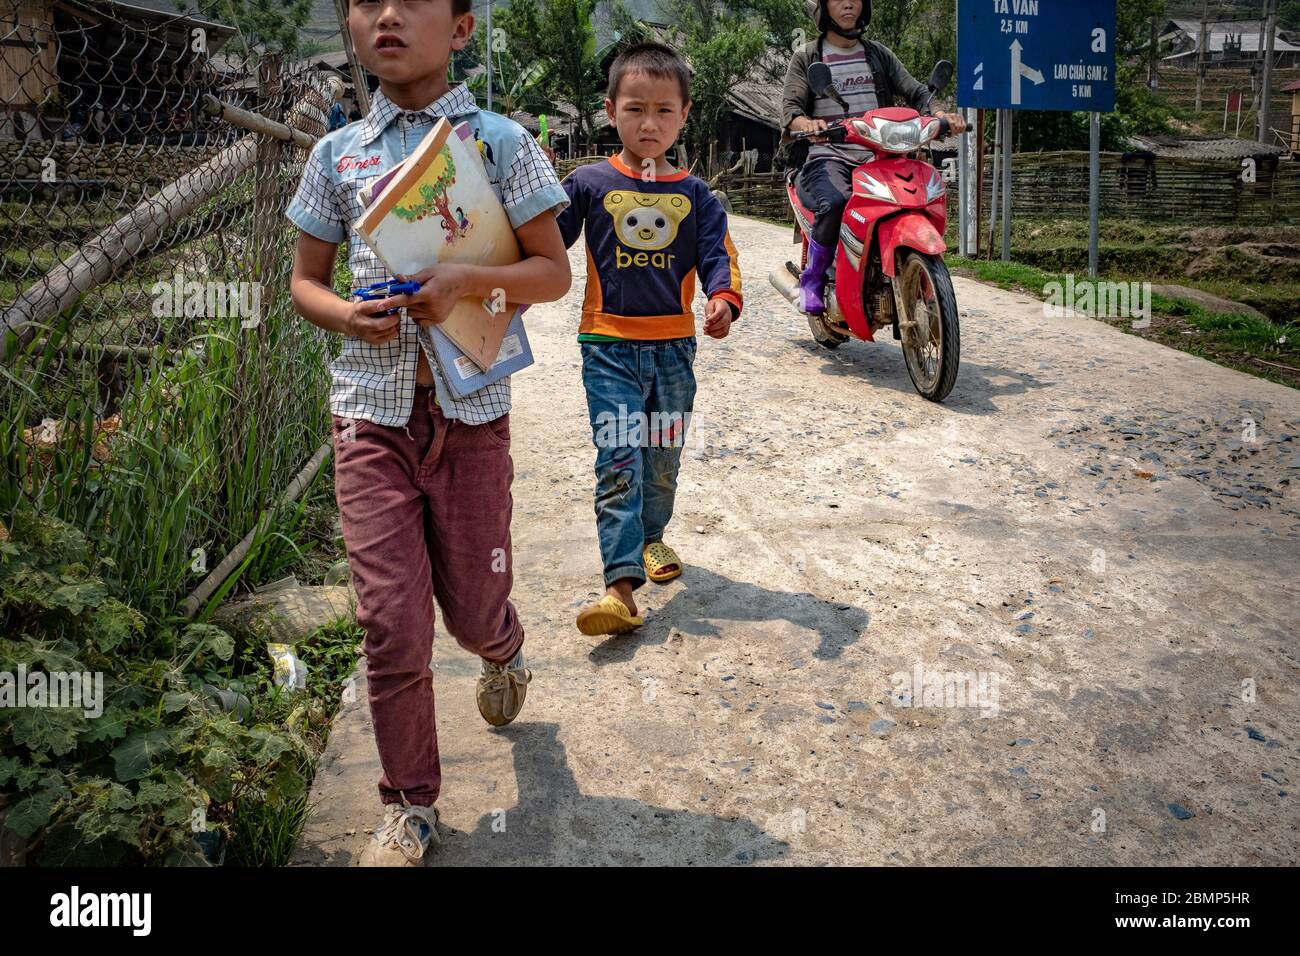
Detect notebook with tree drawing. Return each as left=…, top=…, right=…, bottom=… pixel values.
left=355, top=119, right=522, bottom=371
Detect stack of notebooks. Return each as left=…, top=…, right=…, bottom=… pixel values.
left=355, top=119, right=534, bottom=398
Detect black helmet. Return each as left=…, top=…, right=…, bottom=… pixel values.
left=806, top=0, right=872, bottom=40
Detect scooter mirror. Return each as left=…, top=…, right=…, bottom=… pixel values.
left=808, top=62, right=834, bottom=97
left=928, top=60, right=953, bottom=93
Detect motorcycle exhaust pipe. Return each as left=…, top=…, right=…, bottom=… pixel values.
left=770, top=261, right=851, bottom=333
left=768, top=263, right=801, bottom=304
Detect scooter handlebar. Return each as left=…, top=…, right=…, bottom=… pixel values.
left=791, top=113, right=955, bottom=145
left=788, top=121, right=847, bottom=142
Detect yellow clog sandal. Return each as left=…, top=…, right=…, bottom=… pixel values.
left=643, top=541, right=683, bottom=584
left=575, top=594, right=644, bottom=636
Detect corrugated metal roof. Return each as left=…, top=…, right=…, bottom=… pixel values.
left=66, top=0, right=237, bottom=34
left=1165, top=19, right=1300, bottom=54
left=1129, top=134, right=1290, bottom=159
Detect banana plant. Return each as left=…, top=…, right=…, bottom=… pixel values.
left=467, top=50, right=551, bottom=118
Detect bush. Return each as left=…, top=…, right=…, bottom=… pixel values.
left=0, top=511, right=321, bottom=865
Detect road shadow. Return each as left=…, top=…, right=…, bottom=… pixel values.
left=587, top=564, right=870, bottom=665
left=789, top=336, right=1045, bottom=414
left=433, top=722, right=791, bottom=865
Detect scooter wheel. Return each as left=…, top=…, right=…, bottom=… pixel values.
left=896, top=251, right=960, bottom=402
left=807, top=312, right=848, bottom=349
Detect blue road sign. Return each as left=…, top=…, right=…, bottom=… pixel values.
left=957, top=0, right=1116, bottom=112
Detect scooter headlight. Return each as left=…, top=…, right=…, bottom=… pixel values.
left=882, top=118, right=922, bottom=151
left=865, top=117, right=939, bottom=153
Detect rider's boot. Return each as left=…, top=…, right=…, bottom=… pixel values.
left=799, top=238, right=834, bottom=315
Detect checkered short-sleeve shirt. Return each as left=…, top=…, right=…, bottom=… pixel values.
left=287, top=84, right=569, bottom=426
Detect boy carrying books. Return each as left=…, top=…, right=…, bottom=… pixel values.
left=557, top=43, right=743, bottom=636
left=287, top=0, right=570, bottom=866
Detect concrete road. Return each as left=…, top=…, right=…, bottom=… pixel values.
left=293, top=214, right=1299, bottom=866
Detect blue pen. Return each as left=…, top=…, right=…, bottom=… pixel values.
left=351, top=279, right=421, bottom=316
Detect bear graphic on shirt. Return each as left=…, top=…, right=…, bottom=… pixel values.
left=603, top=190, right=691, bottom=268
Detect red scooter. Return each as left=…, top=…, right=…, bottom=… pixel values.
left=770, top=60, right=960, bottom=401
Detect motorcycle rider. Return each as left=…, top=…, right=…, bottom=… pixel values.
left=781, top=0, right=966, bottom=314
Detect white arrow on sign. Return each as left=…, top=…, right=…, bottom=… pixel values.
left=1010, top=39, right=1044, bottom=105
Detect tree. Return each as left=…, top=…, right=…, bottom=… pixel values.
left=493, top=0, right=612, bottom=150
left=668, top=0, right=808, bottom=170
left=608, top=0, right=656, bottom=48
left=848, top=0, right=956, bottom=79
left=190, top=0, right=315, bottom=57
left=672, top=2, right=768, bottom=166
left=461, top=25, right=552, bottom=116
left=393, top=152, right=457, bottom=229
left=489, top=0, right=803, bottom=158
left=871, top=0, right=923, bottom=54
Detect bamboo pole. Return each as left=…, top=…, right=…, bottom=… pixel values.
left=181, top=440, right=333, bottom=619
left=201, top=93, right=315, bottom=148
left=4, top=73, right=337, bottom=622
left=335, top=0, right=371, bottom=115
left=0, top=135, right=259, bottom=361
left=27, top=339, right=190, bottom=362
left=1196, top=1, right=1208, bottom=112
left=1, top=91, right=324, bottom=361
left=1260, top=0, right=1278, bottom=143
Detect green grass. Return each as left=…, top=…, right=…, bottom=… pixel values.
left=1, top=154, right=337, bottom=623
left=961, top=218, right=1300, bottom=323
left=946, top=252, right=1300, bottom=387
left=745, top=207, right=1299, bottom=375
left=0, top=202, right=117, bottom=229
left=1, top=158, right=353, bottom=866
left=2, top=250, right=333, bottom=620
left=1, top=245, right=61, bottom=278
left=945, top=253, right=1298, bottom=354
left=226, top=754, right=315, bottom=867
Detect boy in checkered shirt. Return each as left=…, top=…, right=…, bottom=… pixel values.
left=287, top=0, right=570, bottom=866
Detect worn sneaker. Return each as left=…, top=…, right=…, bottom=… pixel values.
left=476, top=647, right=532, bottom=727
left=357, top=801, right=439, bottom=867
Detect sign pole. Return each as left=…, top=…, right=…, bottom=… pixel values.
left=958, top=0, right=1116, bottom=263
left=975, top=108, right=984, bottom=258
left=987, top=114, right=999, bottom=260
left=1000, top=108, right=1011, bottom=262
left=965, top=107, right=979, bottom=255
left=1088, top=110, right=1100, bottom=280
left=958, top=109, right=969, bottom=257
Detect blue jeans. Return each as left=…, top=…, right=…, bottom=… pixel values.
left=580, top=338, right=697, bottom=591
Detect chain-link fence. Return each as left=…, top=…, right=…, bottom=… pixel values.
left=0, top=0, right=340, bottom=619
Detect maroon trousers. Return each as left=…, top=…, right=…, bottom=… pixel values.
left=331, top=385, right=523, bottom=807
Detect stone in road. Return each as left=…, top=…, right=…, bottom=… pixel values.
left=293, top=214, right=1299, bottom=866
